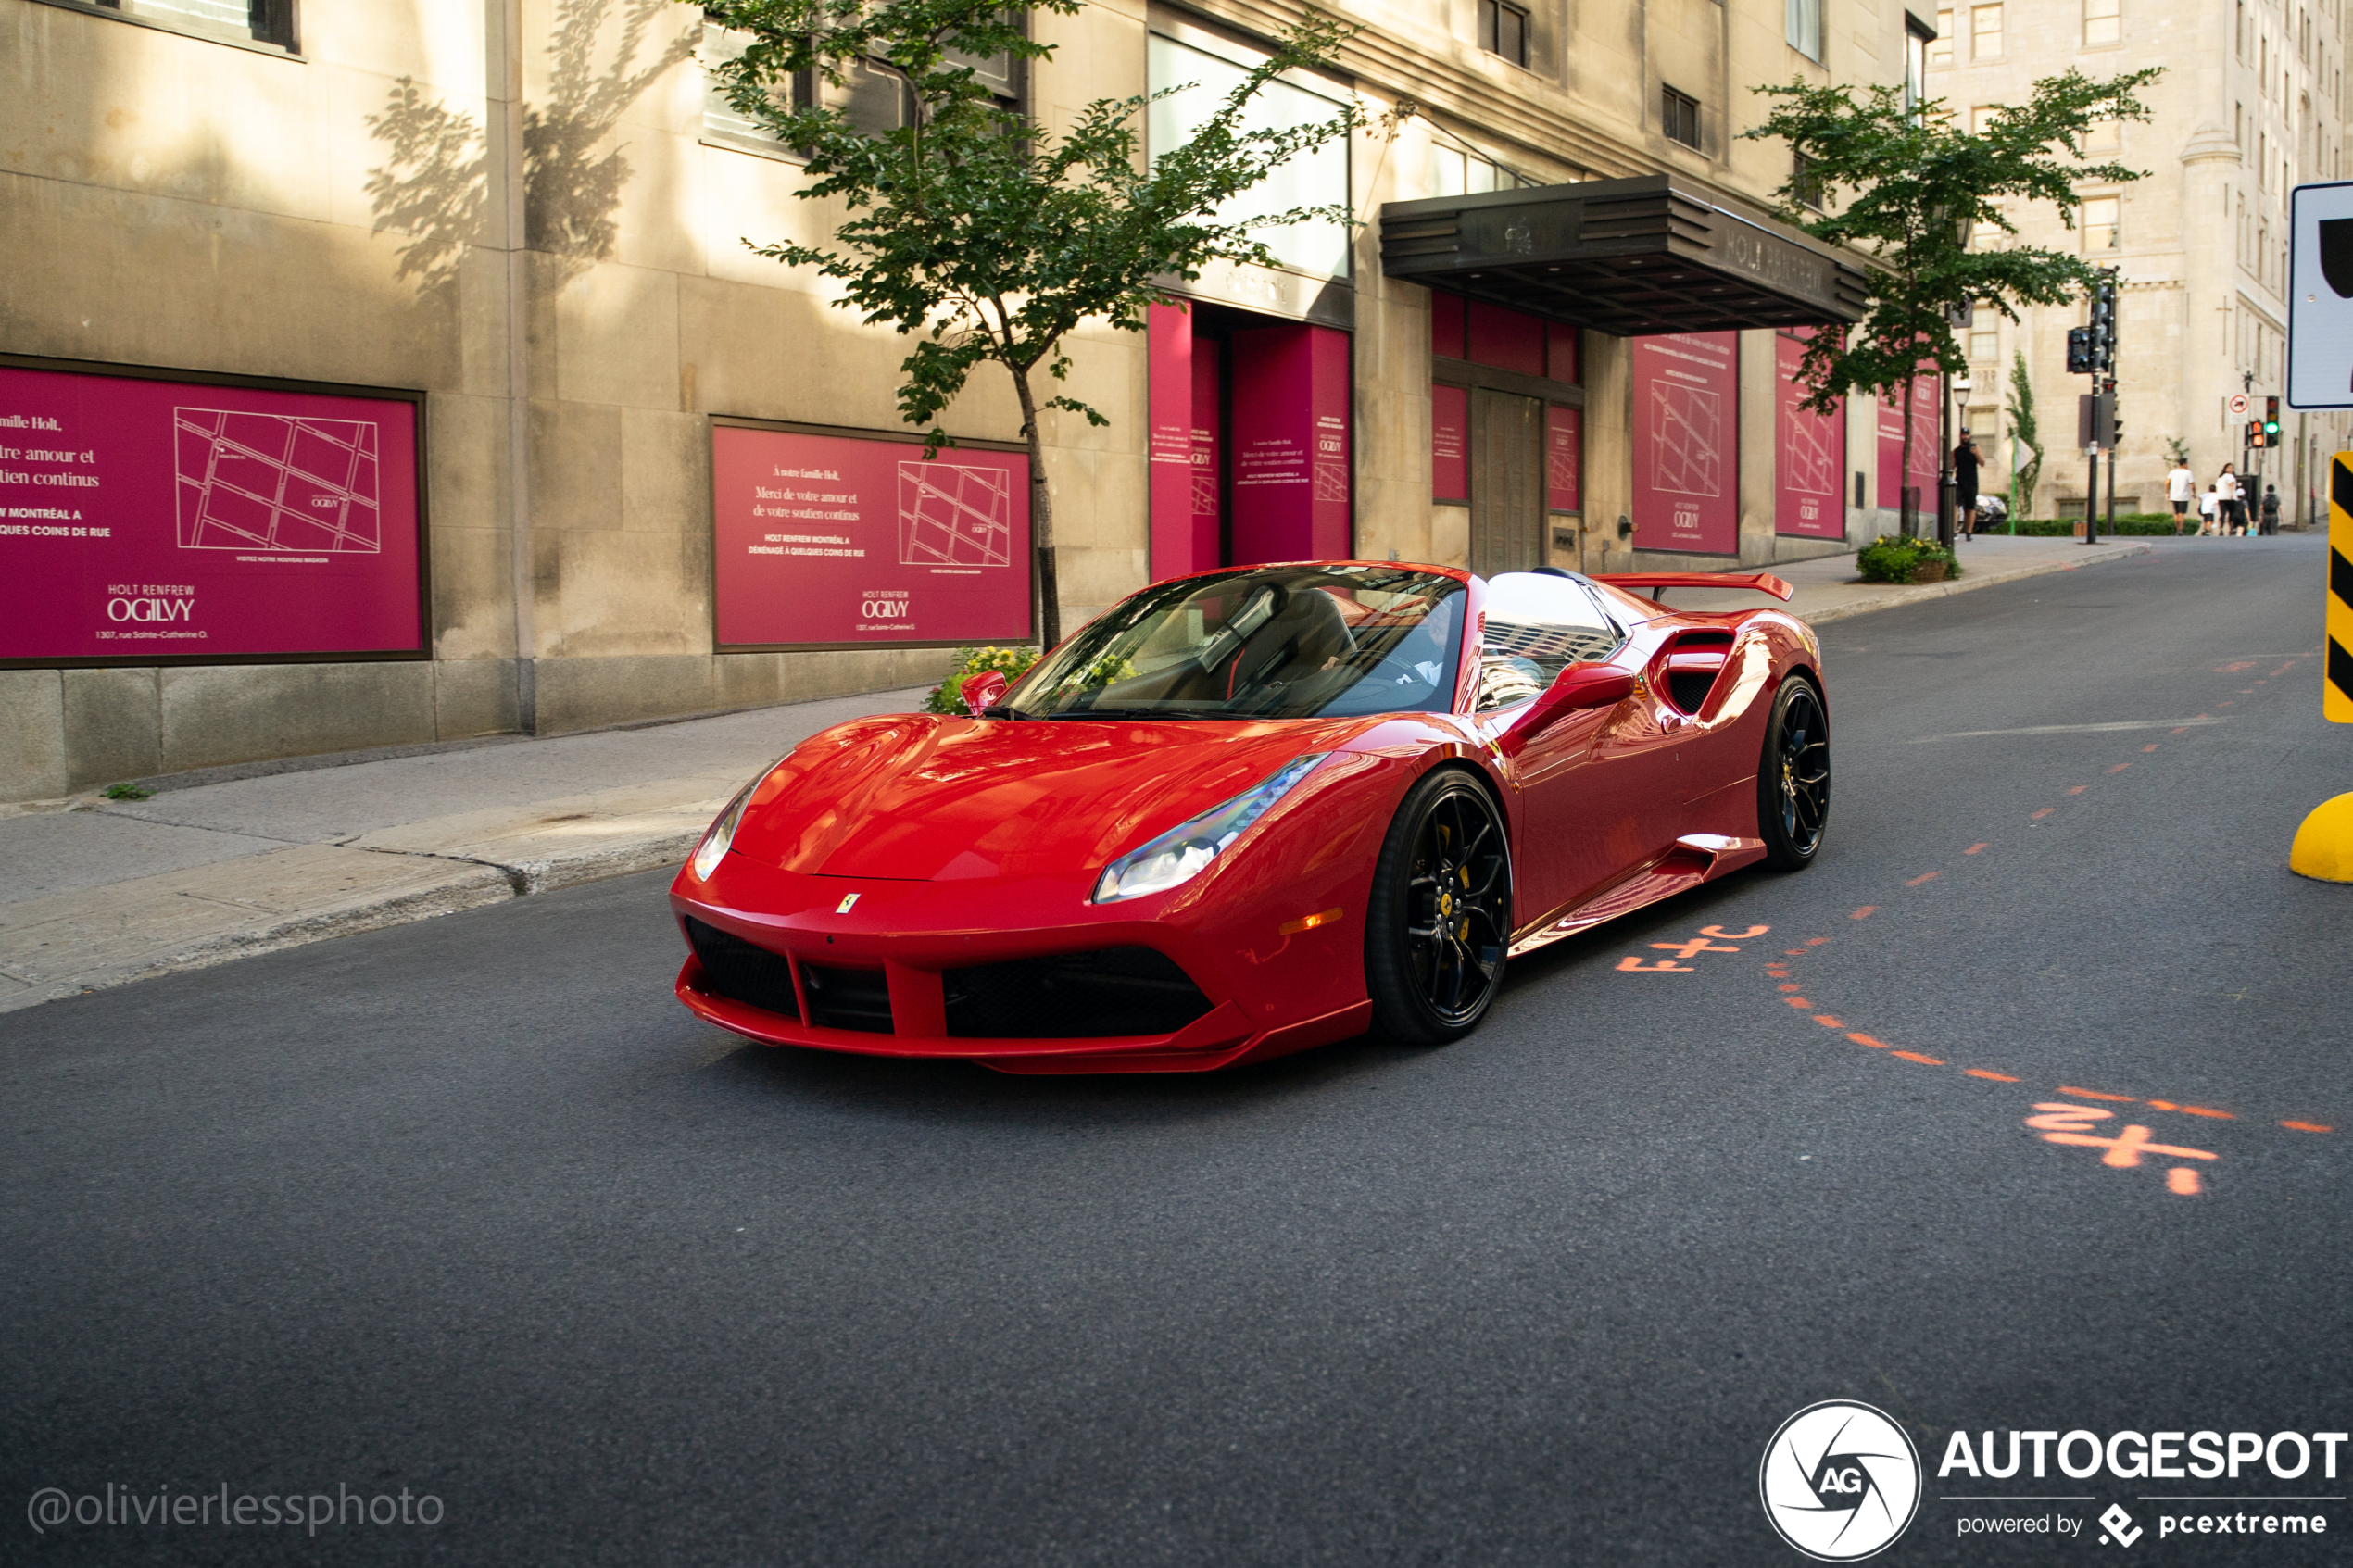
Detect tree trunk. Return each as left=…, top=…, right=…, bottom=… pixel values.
left=1898, top=370, right=1918, bottom=538
left=1010, top=366, right=1060, bottom=650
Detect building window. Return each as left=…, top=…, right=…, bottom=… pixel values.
left=2238, top=0, right=2247, bottom=59
left=1969, top=328, right=1999, bottom=360
left=701, top=19, right=1018, bottom=157
left=1793, top=151, right=1825, bottom=209
left=1479, top=0, right=1529, bottom=66
left=1787, top=0, right=1823, bottom=61
left=1662, top=85, right=1703, bottom=148
left=2081, top=194, right=2120, bottom=251
left=2083, top=0, right=2120, bottom=46
left=2085, top=117, right=2120, bottom=153
left=1906, top=19, right=1930, bottom=112
left=1969, top=104, right=2000, bottom=134
left=46, top=0, right=298, bottom=52
left=1430, top=144, right=1529, bottom=195
left=1971, top=4, right=2003, bottom=59
left=1150, top=33, right=1352, bottom=278
left=1930, top=8, right=1954, bottom=65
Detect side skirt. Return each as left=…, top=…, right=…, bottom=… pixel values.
left=1505, top=834, right=1767, bottom=959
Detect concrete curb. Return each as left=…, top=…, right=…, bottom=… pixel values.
left=1793, top=541, right=2154, bottom=626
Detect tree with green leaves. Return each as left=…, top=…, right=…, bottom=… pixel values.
left=1743, top=69, right=2159, bottom=531
left=2007, top=349, right=2040, bottom=529
left=701, top=0, right=1361, bottom=646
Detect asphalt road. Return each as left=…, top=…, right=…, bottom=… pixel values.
left=6, top=537, right=2350, bottom=1567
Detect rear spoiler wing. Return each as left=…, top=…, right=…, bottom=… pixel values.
left=1590, top=571, right=1794, bottom=604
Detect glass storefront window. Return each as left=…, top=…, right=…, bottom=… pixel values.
left=1149, top=34, right=1352, bottom=280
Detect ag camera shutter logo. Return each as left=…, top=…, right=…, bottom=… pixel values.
left=1759, top=1400, right=1922, bottom=1561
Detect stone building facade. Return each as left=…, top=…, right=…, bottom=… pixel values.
left=1929, top=0, right=2353, bottom=522
left=2, top=0, right=1921, bottom=802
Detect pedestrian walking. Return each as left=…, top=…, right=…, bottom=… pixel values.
left=1952, top=433, right=1982, bottom=543
left=2261, top=483, right=2282, bottom=535
left=2166, top=454, right=2195, bottom=533
left=2217, top=464, right=2245, bottom=535
left=2199, top=487, right=2219, bottom=534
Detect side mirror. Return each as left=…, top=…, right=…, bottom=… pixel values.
left=1546, top=662, right=1635, bottom=711
left=960, top=671, right=1010, bottom=716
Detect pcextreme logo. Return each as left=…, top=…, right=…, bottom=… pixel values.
left=1760, top=1400, right=1923, bottom=1561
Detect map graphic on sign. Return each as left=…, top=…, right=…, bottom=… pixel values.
left=1648, top=383, right=1723, bottom=497
left=898, top=461, right=1013, bottom=567
left=173, top=407, right=383, bottom=553
left=1783, top=407, right=1840, bottom=496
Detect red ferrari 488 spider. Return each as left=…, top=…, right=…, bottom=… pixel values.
left=670, top=562, right=1828, bottom=1073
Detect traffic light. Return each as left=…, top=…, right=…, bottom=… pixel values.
left=2068, top=326, right=2097, bottom=373
left=2248, top=420, right=2270, bottom=449
left=2264, top=395, right=2282, bottom=442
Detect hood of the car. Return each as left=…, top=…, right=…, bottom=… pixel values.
left=729, top=713, right=1376, bottom=883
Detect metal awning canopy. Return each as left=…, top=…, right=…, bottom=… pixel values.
left=1380, top=174, right=1871, bottom=336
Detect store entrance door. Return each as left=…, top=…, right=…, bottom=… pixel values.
left=1470, top=389, right=1543, bottom=574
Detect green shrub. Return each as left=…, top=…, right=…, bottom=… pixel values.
left=1998, top=512, right=2187, bottom=536
left=1856, top=535, right=1962, bottom=584
left=925, top=645, right=1041, bottom=713
left=101, top=783, right=154, bottom=801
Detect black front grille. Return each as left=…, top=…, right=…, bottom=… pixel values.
left=684, top=918, right=800, bottom=1022
left=943, top=947, right=1214, bottom=1039
left=801, top=964, right=895, bottom=1033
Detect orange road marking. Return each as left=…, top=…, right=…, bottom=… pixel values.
left=1965, top=843, right=1989, bottom=855
left=1846, top=1032, right=1892, bottom=1048
left=2032, top=808, right=2056, bottom=819
left=2066, top=785, right=2088, bottom=795
left=2219, top=700, right=2234, bottom=707
left=2043, top=1123, right=2218, bottom=1168
left=2058, top=1085, right=2138, bottom=1102
left=2142, top=744, right=2158, bottom=752
left=1906, top=872, right=1941, bottom=886
left=1700, top=924, right=1770, bottom=939
left=1779, top=983, right=1803, bottom=992
left=2143, top=1100, right=2234, bottom=1120
left=1892, top=1050, right=1946, bottom=1065
left=1806, top=937, right=1830, bottom=946
left=2167, top=1168, right=2204, bottom=1196
left=2283, top=1121, right=2335, bottom=1134
left=2270, top=663, right=2295, bottom=677
left=1653, top=937, right=1741, bottom=959
left=1965, top=1069, right=2021, bottom=1082
left=1785, top=997, right=1813, bottom=1008
left=1851, top=906, right=1877, bottom=920
left=2170, top=726, right=2192, bottom=734
left=2107, top=763, right=2131, bottom=773
left=1783, top=948, right=1807, bottom=956
left=1617, top=956, right=1693, bottom=972
left=1814, top=1016, right=1843, bottom=1027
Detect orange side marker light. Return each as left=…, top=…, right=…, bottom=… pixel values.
left=1965, top=1069, right=2021, bottom=1082
left=1277, top=907, right=1345, bottom=935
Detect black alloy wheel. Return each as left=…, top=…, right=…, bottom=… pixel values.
left=1758, top=675, right=1831, bottom=870
left=1365, top=770, right=1512, bottom=1046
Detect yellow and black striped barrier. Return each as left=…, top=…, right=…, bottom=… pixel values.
left=2289, top=452, right=2353, bottom=879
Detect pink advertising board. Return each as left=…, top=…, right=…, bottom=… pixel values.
left=1630, top=332, right=1739, bottom=555
left=1228, top=323, right=1350, bottom=564
left=1775, top=333, right=1845, bottom=539
left=711, top=423, right=1031, bottom=649
left=1875, top=369, right=1940, bottom=512
left=1431, top=384, right=1468, bottom=502
left=1149, top=304, right=1202, bottom=582
left=0, top=362, right=422, bottom=666
left=1546, top=405, right=1581, bottom=514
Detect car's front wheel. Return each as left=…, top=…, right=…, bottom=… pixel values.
left=1758, top=674, right=1830, bottom=870
left=1365, top=769, right=1511, bottom=1046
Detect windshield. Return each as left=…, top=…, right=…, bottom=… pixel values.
left=1003, top=565, right=1466, bottom=720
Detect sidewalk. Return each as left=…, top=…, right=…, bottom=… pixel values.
left=0, top=533, right=2152, bottom=1016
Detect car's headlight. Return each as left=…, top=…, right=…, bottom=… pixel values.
left=1091, top=754, right=1328, bottom=904
left=689, top=768, right=771, bottom=882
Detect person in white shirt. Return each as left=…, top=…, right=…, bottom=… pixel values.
left=2199, top=488, right=2219, bottom=533
left=2166, top=458, right=2195, bottom=534
left=2216, top=465, right=2245, bottom=535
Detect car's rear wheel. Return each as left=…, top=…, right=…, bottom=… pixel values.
left=1365, top=769, right=1511, bottom=1046
left=1758, top=675, right=1830, bottom=870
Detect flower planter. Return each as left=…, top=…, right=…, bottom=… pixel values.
left=1909, top=560, right=1948, bottom=583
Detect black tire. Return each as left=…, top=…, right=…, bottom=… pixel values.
left=1365, top=769, right=1512, bottom=1046
left=1758, top=675, right=1831, bottom=871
